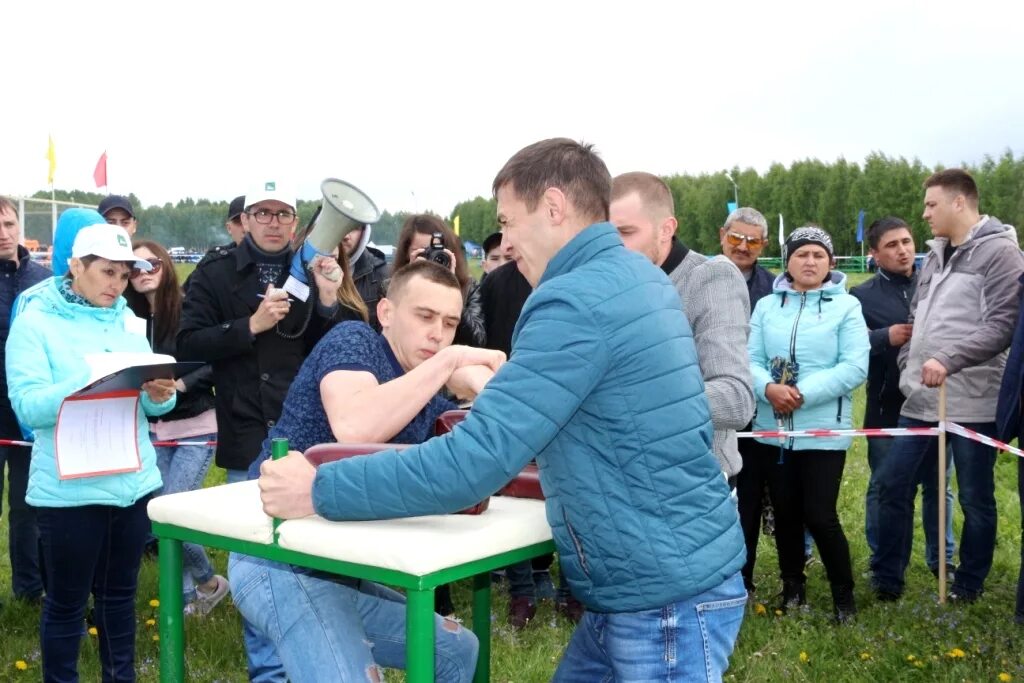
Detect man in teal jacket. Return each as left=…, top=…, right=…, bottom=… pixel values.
left=260, top=138, right=747, bottom=681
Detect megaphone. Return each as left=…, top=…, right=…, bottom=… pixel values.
left=282, top=178, right=381, bottom=302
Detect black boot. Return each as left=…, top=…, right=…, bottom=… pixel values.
left=832, top=583, right=857, bottom=624
left=776, top=579, right=806, bottom=614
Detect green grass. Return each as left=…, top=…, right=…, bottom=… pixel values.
left=3, top=268, right=1021, bottom=680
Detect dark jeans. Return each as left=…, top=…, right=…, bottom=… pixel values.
left=736, top=439, right=782, bottom=591
left=506, top=553, right=555, bottom=600
left=1016, top=456, right=1024, bottom=622
left=873, top=418, right=997, bottom=596
left=37, top=496, right=152, bottom=683
left=0, top=445, right=44, bottom=599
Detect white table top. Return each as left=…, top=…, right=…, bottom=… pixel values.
left=148, top=481, right=553, bottom=576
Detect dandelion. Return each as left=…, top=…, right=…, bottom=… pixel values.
left=914, top=661, right=924, bottom=668
left=774, top=609, right=783, bottom=616
left=906, top=655, right=917, bottom=662
left=145, top=619, right=156, bottom=627
left=754, top=603, right=766, bottom=616
left=88, top=627, right=98, bottom=637
left=152, top=635, right=160, bottom=642
left=998, top=674, right=1012, bottom=682
left=860, top=652, right=872, bottom=661
left=148, top=599, right=160, bottom=608
left=14, top=661, right=28, bottom=671
left=946, top=648, right=966, bottom=659
left=799, top=651, right=809, bottom=663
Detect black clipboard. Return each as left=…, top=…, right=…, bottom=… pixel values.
left=74, top=362, right=204, bottom=397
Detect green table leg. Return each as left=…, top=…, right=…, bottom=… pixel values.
left=158, top=536, right=185, bottom=683
left=406, top=588, right=435, bottom=683
left=472, top=572, right=492, bottom=683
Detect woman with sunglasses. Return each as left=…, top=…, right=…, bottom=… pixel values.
left=124, top=240, right=230, bottom=616
left=6, top=224, right=177, bottom=681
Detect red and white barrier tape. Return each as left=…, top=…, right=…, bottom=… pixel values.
left=0, top=438, right=216, bottom=448
left=735, top=427, right=942, bottom=439
left=943, top=422, right=1024, bottom=459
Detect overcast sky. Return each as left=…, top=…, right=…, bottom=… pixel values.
left=3, top=0, right=1022, bottom=216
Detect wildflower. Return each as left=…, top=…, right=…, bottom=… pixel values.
left=946, top=648, right=966, bottom=659
left=14, top=661, right=28, bottom=671
left=145, top=619, right=156, bottom=627
left=774, top=609, right=783, bottom=616
left=906, top=655, right=916, bottom=662
left=998, top=674, right=1012, bottom=682
left=149, top=599, right=160, bottom=608
left=88, top=627, right=98, bottom=637
left=754, top=603, right=767, bottom=616
left=859, top=652, right=871, bottom=661
left=914, top=661, right=924, bottom=668
left=152, top=635, right=160, bottom=642
left=799, top=652, right=809, bottom=663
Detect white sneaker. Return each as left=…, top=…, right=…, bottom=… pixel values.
left=189, top=575, right=229, bottom=617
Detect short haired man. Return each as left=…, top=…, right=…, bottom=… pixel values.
left=228, top=261, right=496, bottom=681
left=720, top=207, right=774, bottom=310
left=851, top=217, right=955, bottom=580
left=873, top=169, right=1024, bottom=603
left=611, top=171, right=754, bottom=479
left=98, top=194, right=138, bottom=236
left=0, top=197, right=51, bottom=604
left=259, top=138, right=747, bottom=680
left=342, top=224, right=389, bottom=331
left=481, top=231, right=511, bottom=274
left=224, top=195, right=246, bottom=246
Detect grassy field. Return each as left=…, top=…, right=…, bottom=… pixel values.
left=1, top=269, right=1022, bottom=681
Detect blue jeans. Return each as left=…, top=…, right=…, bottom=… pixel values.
left=0, top=445, right=44, bottom=599
left=228, top=554, right=479, bottom=682
left=153, top=434, right=216, bottom=603
left=37, top=496, right=151, bottom=683
left=552, top=572, right=746, bottom=682
left=225, top=468, right=250, bottom=485
left=873, top=417, right=998, bottom=596
left=865, top=436, right=956, bottom=569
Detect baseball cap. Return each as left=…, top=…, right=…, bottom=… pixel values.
left=71, top=224, right=153, bottom=272
left=243, top=181, right=296, bottom=212
left=97, top=195, right=135, bottom=219
left=227, top=195, right=246, bottom=221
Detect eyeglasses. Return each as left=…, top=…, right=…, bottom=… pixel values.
left=724, top=231, right=766, bottom=249
left=248, top=209, right=297, bottom=226
left=129, top=258, right=162, bottom=279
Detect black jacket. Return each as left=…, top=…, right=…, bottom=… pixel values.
left=177, top=240, right=349, bottom=470
left=0, top=247, right=51, bottom=435
left=352, top=246, right=389, bottom=332
left=745, top=263, right=776, bottom=313
left=849, top=267, right=917, bottom=428
left=479, top=261, right=532, bottom=356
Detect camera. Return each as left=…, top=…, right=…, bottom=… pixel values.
left=419, top=232, right=451, bottom=269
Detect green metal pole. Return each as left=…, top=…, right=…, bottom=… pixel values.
left=157, top=536, right=185, bottom=683
left=271, top=437, right=288, bottom=541
left=405, top=588, right=436, bottom=683
left=472, top=572, right=492, bottom=683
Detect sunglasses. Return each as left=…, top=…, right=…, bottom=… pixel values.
left=724, top=231, right=766, bottom=249
left=129, top=258, right=163, bottom=279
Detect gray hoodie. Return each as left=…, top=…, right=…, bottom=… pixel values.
left=899, top=216, right=1024, bottom=422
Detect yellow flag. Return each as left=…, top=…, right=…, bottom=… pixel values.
left=453, top=215, right=461, bottom=236
left=46, top=135, right=56, bottom=185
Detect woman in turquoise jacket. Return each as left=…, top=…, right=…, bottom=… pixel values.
left=744, top=226, right=868, bottom=623
left=6, top=224, right=176, bottom=682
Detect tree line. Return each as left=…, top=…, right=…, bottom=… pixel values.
left=19, top=150, right=1024, bottom=257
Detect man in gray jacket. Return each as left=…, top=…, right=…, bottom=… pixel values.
left=873, top=169, right=1024, bottom=603
left=611, top=172, right=754, bottom=480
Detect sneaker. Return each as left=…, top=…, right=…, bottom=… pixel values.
left=190, top=575, right=229, bottom=617
left=776, top=580, right=806, bottom=614
left=508, top=596, right=536, bottom=629
left=873, top=587, right=902, bottom=602
left=947, top=587, right=982, bottom=604
left=831, top=583, right=857, bottom=624
left=555, top=596, right=584, bottom=624
left=930, top=564, right=957, bottom=583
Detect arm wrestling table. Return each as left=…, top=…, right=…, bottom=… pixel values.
left=148, top=481, right=554, bottom=682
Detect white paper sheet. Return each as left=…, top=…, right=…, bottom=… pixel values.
left=54, top=393, right=141, bottom=480
left=83, top=352, right=176, bottom=386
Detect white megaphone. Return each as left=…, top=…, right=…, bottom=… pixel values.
left=282, top=178, right=381, bottom=302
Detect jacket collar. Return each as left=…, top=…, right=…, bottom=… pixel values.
left=659, top=237, right=689, bottom=276
left=539, top=222, right=620, bottom=287
left=0, top=245, right=32, bottom=273
left=877, top=265, right=916, bottom=285
left=234, top=235, right=292, bottom=272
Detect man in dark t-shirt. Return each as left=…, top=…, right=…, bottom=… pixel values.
left=229, top=261, right=505, bottom=682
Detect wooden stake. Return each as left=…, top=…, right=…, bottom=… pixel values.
left=938, top=382, right=948, bottom=604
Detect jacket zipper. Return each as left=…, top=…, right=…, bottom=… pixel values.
left=836, top=396, right=843, bottom=423
left=562, top=508, right=590, bottom=578
left=786, top=292, right=807, bottom=449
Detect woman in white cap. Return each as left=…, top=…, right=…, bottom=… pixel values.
left=6, top=223, right=177, bottom=681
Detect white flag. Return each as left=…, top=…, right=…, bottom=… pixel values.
left=778, top=214, right=785, bottom=247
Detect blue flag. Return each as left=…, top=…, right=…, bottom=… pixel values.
left=856, top=209, right=865, bottom=244
left=726, top=201, right=737, bottom=216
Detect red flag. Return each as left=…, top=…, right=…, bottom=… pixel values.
left=93, top=151, right=108, bottom=188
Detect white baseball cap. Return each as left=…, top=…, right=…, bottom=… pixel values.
left=243, top=181, right=296, bottom=211
left=71, top=224, right=153, bottom=272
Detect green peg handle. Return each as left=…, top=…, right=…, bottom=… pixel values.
left=270, top=437, right=289, bottom=540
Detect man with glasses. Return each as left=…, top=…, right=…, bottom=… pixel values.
left=719, top=208, right=774, bottom=311
left=98, top=195, right=138, bottom=236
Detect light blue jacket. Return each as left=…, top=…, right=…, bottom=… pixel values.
left=749, top=272, right=869, bottom=450
left=6, top=278, right=173, bottom=508
left=311, top=223, right=745, bottom=613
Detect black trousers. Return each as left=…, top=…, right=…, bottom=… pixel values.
left=738, top=440, right=853, bottom=589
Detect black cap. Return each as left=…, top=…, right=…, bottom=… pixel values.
left=227, top=195, right=246, bottom=221
left=97, top=194, right=135, bottom=219
left=482, top=232, right=503, bottom=254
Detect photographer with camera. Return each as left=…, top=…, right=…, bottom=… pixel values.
left=393, top=215, right=485, bottom=347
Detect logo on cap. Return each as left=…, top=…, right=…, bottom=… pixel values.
left=117, top=235, right=128, bottom=247
left=265, top=181, right=276, bottom=191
